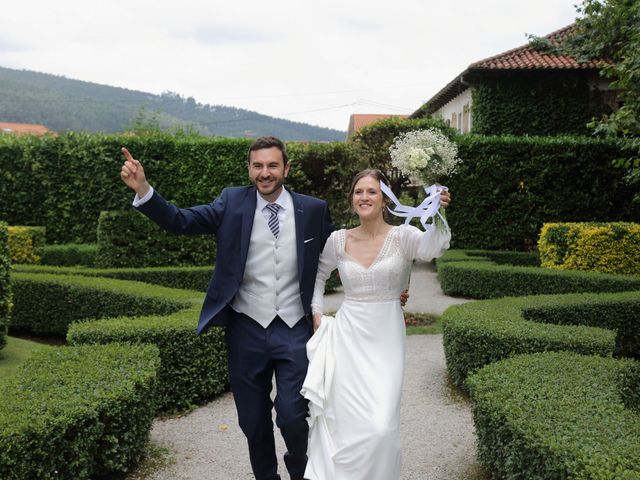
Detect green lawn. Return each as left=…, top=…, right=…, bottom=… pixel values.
left=0, top=336, right=53, bottom=381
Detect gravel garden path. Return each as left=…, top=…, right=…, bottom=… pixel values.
left=132, top=262, right=481, bottom=480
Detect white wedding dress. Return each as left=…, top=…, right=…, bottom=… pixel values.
left=301, top=224, right=451, bottom=480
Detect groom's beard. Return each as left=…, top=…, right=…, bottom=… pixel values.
left=253, top=176, right=285, bottom=198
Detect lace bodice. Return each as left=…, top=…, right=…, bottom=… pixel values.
left=311, top=225, right=451, bottom=315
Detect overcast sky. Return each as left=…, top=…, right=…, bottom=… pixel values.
left=0, top=0, right=580, bottom=132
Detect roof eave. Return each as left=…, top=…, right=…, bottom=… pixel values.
left=410, top=71, right=471, bottom=118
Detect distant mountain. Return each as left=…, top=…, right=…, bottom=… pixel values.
left=0, top=66, right=345, bottom=141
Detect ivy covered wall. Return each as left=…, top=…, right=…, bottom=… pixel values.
left=471, top=71, right=612, bottom=136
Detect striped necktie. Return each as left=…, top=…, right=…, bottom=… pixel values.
left=265, top=203, right=281, bottom=238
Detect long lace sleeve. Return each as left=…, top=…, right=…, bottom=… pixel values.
left=399, top=224, right=451, bottom=262
left=311, top=231, right=339, bottom=316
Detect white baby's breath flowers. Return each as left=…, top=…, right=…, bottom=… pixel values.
left=389, top=129, right=461, bottom=185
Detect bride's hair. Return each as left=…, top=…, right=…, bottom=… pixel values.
left=347, top=169, right=392, bottom=215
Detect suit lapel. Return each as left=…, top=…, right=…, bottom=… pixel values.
left=290, top=189, right=305, bottom=282
left=240, top=187, right=257, bottom=268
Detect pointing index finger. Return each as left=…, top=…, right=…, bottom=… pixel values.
left=121, top=147, right=134, bottom=162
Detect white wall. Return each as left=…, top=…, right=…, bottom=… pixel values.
left=433, top=89, right=473, bottom=133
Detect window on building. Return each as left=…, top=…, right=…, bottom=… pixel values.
left=462, top=104, right=470, bottom=133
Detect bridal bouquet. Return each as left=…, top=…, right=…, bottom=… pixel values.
left=382, top=128, right=461, bottom=232
left=389, top=128, right=461, bottom=186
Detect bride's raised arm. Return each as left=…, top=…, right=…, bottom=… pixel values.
left=399, top=224, right=451, bottom=262
left=311, top=231, right=339, bottom=319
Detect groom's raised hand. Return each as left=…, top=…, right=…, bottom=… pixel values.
left=120, top=147, right=151, bottom=198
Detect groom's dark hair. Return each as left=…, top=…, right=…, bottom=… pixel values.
left=247, top=136, right=289, bottom=165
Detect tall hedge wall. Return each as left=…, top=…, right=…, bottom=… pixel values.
left=448, top=135, right=638, bottom=249
left=0, top=133, right=359, bottom=243
left=96, top=210, right=216, bottom=268
left=0, top=132, right=637, bottom=249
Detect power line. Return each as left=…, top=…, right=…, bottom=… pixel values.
left=188, top=103, right=360, bottom=127
left=206, top=82, right=439, bottom=101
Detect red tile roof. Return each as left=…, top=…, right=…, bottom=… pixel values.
left=347, top=114, right=409, bottom=138
left=0, top=122, right=52, bottom=136
left=470, top=24, right=607, bottom=70
left=411, top=23, right=611, bottom=117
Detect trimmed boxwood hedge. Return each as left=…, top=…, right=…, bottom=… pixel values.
left=618, top=361, right=640, bottom=412
left=0, top=222, right=11, bottom=350
left=437, top=251, right=640, bottom=299
left=13, top=263, right=341, bottom=294
left=7, top=225, right=46, bottom=264
left=68, top=310, right=229, bottom=412
left=13, top=263, right=212, bottom=292
left=523, top=298, right=640, bottom=358
left=41, top=243, right=97, bottom=267
left=441, top=291, right=640, bottom=389
left=10, top=272, right=194, bottom=336
left=453, top=249, right=540, bottom=267
left=467, top=351, right=640, bottom=479
left=538, top=221, right=640, bottom=275
left=0, top=343, right=160, bottom=480
left=9, top=270, right=228, bottom=411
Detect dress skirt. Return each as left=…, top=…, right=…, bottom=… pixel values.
left=301, top=298, right=405, bottom=480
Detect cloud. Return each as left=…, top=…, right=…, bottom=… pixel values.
left=0, top=0, right=581, bottom=130
left=174, top=25, right=282, bottom=45
left=0, top=36, right=28, bottom=53
left=340, top=17, right=382, bottom=32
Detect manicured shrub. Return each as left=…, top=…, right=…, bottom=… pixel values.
left=41, top=243, right=97, bottom=267
left=96, top=210, right=216, bottom=268
left=467, top=352, right=640, bottom=479
left=438, top=259, right=640, bottom=299
left=10, top=269, right=227, bottom=411
left=441, top=291, right=640, bottom=389
left=539, top=222, right=640, bottom=274
left=84, top=265, right=212, bottom=291
left=0, top=343, right=160, bottom=480
left=0, top=222, right=11, bottom=350
left=14, top=263, right=213, bottom=292
left=466, top=249, right=539, bottom=266
left=523, top=297, right=640, bottom=359
left=7, top=225, right=45, bottom=264
left=437, top=249, right=540, bottom=266
left=10, top=272, right=193, bottom=336
left=617, top=360, right=640, bottom=412
left=68, top=311, right=228, bottom=412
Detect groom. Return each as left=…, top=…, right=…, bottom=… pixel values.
left=120, top=136, right=333, bottom=480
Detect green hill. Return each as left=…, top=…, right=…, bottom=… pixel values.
left=0, top=66, right=345, bottom=141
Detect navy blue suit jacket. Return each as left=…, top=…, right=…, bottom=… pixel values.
left=135, top=186, right=334, bottom=334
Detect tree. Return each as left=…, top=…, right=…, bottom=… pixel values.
left=565, top=0, right=640, bottom=201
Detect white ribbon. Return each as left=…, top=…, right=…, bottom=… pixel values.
left=379, top=181, right=449, bottom=232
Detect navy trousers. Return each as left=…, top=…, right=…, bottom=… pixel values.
left=225, top=311, right=311, bottom=480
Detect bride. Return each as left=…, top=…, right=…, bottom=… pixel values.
left=301, top=169, right=451, bottom=480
